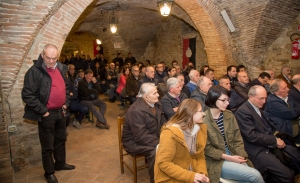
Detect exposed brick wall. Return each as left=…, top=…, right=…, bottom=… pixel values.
left=143, top=17, right=208, bottom=70
left=0, top=0, right=299, bottom=171
left=263, top=13, right=300, bottom=76
left=0, top=83, right=13, bottom=182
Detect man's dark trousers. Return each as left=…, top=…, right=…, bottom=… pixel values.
left=38, top=109, right=67, bottom=175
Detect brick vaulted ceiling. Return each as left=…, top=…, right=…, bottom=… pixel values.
left=70, top=0, right=197, bottom=58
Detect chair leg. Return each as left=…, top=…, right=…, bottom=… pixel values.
left=133, top=156, right=137, bottom=183
left=120, top=150, right=124, bottom=174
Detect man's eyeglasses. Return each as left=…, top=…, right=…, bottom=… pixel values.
left=218, top=98, right=230, bottom=103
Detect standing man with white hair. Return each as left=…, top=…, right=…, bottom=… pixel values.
left=186, top=69, right=200, bottom=93
left=122, top=83, right=166, bottom=183
left=160, top=78, right=188, bottom=120
left=22, top=44, right=75, bottom=183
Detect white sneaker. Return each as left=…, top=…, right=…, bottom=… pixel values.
left=73, top=119, right=81, bottom=129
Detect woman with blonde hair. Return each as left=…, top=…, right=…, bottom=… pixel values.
left=155, top=98, right=210, bottom=183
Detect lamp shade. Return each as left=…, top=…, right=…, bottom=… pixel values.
left=158, top=1, right=173, bottom=16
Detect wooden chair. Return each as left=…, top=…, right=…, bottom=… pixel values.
left=117, top=116, right=148, bottom=183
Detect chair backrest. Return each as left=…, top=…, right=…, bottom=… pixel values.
left=118, top=116, right=125, bottom=149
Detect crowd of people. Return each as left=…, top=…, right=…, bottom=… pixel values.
left=22, top=43, right=300, bottom=183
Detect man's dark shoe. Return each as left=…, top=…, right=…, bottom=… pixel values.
left=55, top=164, right=75, bottom=171
left=44, top=174, right=58, bottom=183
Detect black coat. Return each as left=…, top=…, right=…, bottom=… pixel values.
left=235, top=101, right=277, bottom=173
left=231, top=82, right=249, bottom=102
left=122, top=98, right=166, bottom=156
left=288, top=85, right=300, bottom=105
left=138, top=76, right=158, bottom=91
left=78, top=79, right=101, bottom=101
left=22, top=55, right=70, bottom=121
left=160, top=93, right=188, bottom=120
left=264, top=94, right=300, bottom=136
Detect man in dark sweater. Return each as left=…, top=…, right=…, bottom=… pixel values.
left=22, top=44, right=75, bottom=183
left=125, top=65, right=142, bottom=104
left=78, top=69, right=110, bottom=129
left=138, top=65, right=158, bottom=90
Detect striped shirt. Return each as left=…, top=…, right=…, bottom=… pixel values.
left=214, top=112, right=228, bottom=148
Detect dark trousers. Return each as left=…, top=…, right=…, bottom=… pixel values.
left=262, top=152, right=295, bottom=183
left=128, top=97, right=137, bottom=105
left=81, top=99, right=107, bottom=124
left=70, top=100, right=88, bottom=122
left=140, top=149, right=156, bottom=183
left=38, top=109, right=67, bottom=175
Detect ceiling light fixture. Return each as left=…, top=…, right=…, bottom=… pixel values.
left=110, top=15, right=118, bottom=34
left=157, top=0, right=174, bottom=16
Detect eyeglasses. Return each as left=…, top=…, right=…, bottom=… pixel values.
left=217, top=98, right=230, bottom=103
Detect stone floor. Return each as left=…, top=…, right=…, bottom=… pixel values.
left=14, top=95, right=150, bottom=183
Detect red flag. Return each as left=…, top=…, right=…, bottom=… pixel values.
left=93, top=40, right=99, bottom=57
left=182, top=38, right=189, bottom=69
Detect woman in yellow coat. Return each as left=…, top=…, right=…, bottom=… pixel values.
left=154, top=98, right=210, bottom=183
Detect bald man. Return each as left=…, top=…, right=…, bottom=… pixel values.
left=289, top=74, right=300, bottom=104
left=22, top=44, right=74, bottom=183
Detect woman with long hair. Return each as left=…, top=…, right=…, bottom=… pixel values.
left=116, top=66, right=130, bottom=108
left=203, top=85, right=264, bottom=183
left=155, top=98, right=210, bottom=183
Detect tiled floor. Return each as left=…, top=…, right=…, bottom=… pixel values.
left=14, top=95, right=150, bottom=183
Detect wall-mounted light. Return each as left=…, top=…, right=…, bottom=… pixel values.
left=96, top=39, right=101, bottom=45
left=157, top=0, right=174, bottom=17
left=110, top=16, right=117, bottom=34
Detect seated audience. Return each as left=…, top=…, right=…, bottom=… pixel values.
left=236, top=64, right=246, bottom=73
left=122, top=83, right=166, bottom=183
left=289, top=74, right=300, bottom=104
left=71, top=53, right=84, bottom=71
left=205, top=68, right=218, bottom=85
left=138, top=65, right=158, bottom=90
left=113, top=53, right=124, bottom=67
left=264, top=69, right=275, bottom=93
left=125, top=52, right=137, bottom=65
left=93, top=62, right=106, bottom=93
left=160, top=78, right=188, bottom=120
left=191, top=76, right=213, bottom=110
left=116, top=66, right=130, bottom=108
left=171, top=60, right=178, bottom=68
left=106, top=62, right=118, bottom=103
left=277, top=66, right=292, bottom=88
left=264, top=79, right=300, bottom=138
left=83, top=55, right=94, bottom=70
left=155, top=98, right=209, bottom=183
left=67, top=64, right=76, bottom=83
left=203, top=85, right=264, bottom=183
left=155, top=63, right=168, bottom=83
left=235, top=85, right=298, bottom=183
left=219, top=76, right=244, bottom=112
left=186, top=70, right=200, bottom=93
left=200, top=65, right=209, bottom=76
left=248, top=72, right=270, bottom=88
left=162, top=67, right=176, bottom=85
left=78, top=69, right=110, bottom=129
left=226, top=65, right=238, bottom=84
left=231, top=71, right=250, bottom=102
left=68, top=73, right=88, bottom=129
left=125, top=65, right=142, bottom=105
left=175, top=65, right=182, bottom=74
left=174, top=73, right=191, bottom=97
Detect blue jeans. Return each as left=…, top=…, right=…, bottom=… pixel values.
left=221, top=148, right=264, bottom=183
left=69, top=100, right=88, bottom=122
